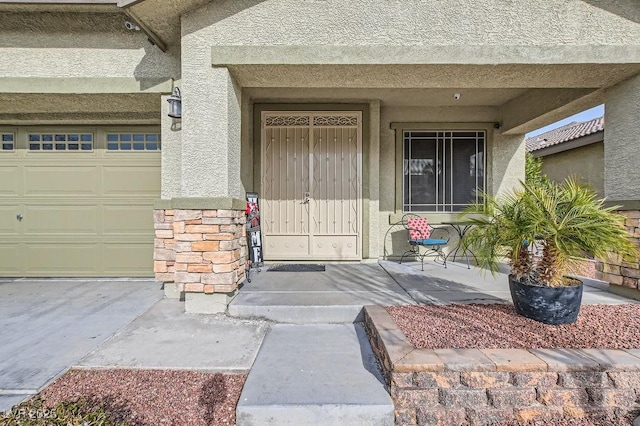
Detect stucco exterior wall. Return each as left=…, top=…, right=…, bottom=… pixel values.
left=541, top=143, right=605, bottom=198
left=0, top=11, right=179, bottom=92
left=161, top=93, right=182, bottom=199
left=490, top=133, right=526, bottom=198
left=185, top=0, right=639, bottom=48
left=605, top=74, right=640, bottom=202
left=180, top=24, right=243, bottom=198
left=0, top=92, right=162, bottom=125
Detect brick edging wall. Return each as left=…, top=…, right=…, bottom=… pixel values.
left=153, top=208, right=247, bottom=294
left=364, top=305, right=640, bottom=426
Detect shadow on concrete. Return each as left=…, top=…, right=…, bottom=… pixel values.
left=355, top=323, right=386, bottom=387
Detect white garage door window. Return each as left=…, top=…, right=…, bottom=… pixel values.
left=0, top=127, right=161, bottom=277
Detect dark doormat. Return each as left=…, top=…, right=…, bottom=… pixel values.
left=267, top=264, right=326, bottom=272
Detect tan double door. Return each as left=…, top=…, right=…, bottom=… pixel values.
left=261, top=112, right=362, bottom=260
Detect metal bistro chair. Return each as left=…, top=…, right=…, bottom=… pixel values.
left=399, top=214, right=450, bottom=270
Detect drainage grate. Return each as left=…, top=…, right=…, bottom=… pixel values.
left=267, top=264, right=326, bottom=272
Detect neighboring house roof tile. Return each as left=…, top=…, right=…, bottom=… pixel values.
left=526, top=116, right=604, bottom=152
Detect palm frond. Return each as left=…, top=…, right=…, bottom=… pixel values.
left=462, top=177, right=639, bottom=287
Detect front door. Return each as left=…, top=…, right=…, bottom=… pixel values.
left=261, top=111, right=362, bottom=260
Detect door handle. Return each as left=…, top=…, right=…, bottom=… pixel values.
left=300, top=192, right=310, bottom=204
left=16, top=214, right=23, bottom=222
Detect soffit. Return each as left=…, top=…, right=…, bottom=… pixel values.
left=123, top=0, right=208, bottom=48
left=230, top=64, right=640, bottom=90
left=247, top=87, right=529, bottom=108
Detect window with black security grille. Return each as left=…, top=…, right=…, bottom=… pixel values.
left=403, top=130, right=485, bottom=212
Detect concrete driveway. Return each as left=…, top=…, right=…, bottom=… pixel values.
left=0, top=279, right=162, bottom=411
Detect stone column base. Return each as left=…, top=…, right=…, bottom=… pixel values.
left=153, top=201, right=247, bottom=313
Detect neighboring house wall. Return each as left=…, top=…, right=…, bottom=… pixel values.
left=541, top=142, right=605, bottom=198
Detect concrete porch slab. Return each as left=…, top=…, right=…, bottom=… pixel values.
left=229, top=263, right=414, bottom=323
left=230, top=260, right=634, bottom=324
left=380, top=260, right=637, bottom=305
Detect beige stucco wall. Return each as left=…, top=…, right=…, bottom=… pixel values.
left=0, top=11, right=179, bottom=93
left=541, top=143, right=605, bottom=199
left=179, top=42, right=243, bottom=198
left=605, top=74, right=640, bottom=202
left=161, top=92, right=182, bottom=199
left=0, top=93, right=163, bottom=126
left=490, top=133, right=526, bottom=198
left=186, top=0, right=639, bottom=48
left=1, top=10, right=180, bottom=127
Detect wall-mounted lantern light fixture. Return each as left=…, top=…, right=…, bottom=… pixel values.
left=167, top=87, right=182, bottom=119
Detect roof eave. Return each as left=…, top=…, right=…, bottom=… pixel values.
left=529, top=130, right=604, bottom=157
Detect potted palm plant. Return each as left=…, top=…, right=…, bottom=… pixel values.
left=462, top=177, right=638, bottom=325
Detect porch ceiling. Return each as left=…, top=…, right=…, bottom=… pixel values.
left=228, top=64, right=640, bottom=90
left=246, top=87, right=529, bottom=108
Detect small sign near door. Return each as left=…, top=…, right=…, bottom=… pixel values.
left=246, top=192, right=263, bottom=265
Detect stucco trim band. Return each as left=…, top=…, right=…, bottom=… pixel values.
left=3, top=78, right=173, bottom=94
left=212, top=45, right=640, bottom=66
left=154, top=197, right=246, bottom=210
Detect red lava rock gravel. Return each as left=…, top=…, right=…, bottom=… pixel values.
left=387, top=304, right=640, bottom=349
left=38, top=369, right=245, bottom=426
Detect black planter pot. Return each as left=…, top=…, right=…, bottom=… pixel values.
left=508, top=275, right=583, bottom=325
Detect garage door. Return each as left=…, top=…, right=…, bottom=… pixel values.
left=0, top=127, right=160, bottom=277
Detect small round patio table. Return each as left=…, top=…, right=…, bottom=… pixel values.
left=441, top=221, right=478, bottom=269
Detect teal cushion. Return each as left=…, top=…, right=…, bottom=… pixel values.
left=414, top=238, right=447, bottom=246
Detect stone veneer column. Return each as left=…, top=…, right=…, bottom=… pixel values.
left=153, top=199, right=247, bottom=313
left=595, top=210, right=640, bottom=298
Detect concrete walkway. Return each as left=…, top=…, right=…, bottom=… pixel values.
left=80, top=299, right=269, bottom=373
left=236, top=324, right=393, bottom=426
left=0, top=280, right=271, bottom=413
left=0, top=279, right=162, bottom=411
